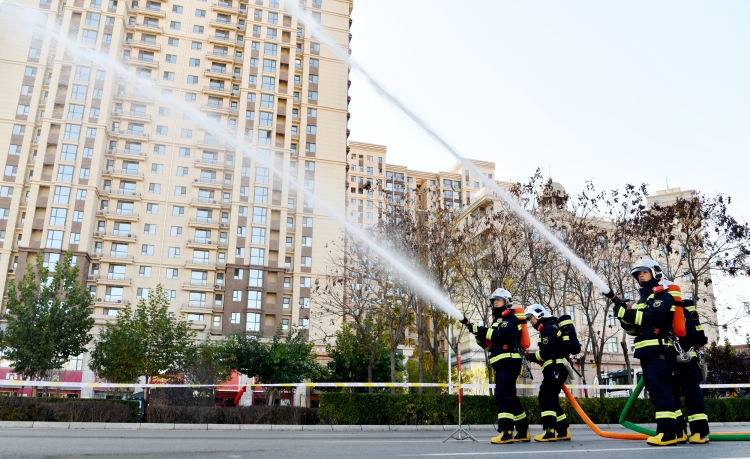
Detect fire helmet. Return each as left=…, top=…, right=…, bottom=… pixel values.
left=524, top=304, right=549, bottom=321
left=630, top=259, right=663, bottom=282
left=488, top=288, right=513, bottom=308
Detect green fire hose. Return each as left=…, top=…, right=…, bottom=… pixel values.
left=619, top=377, right=750, bottom=440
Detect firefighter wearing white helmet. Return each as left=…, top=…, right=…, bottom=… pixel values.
left=524, top=304, right=571, bottom=442
left=460, top=288, right=529, bottom=444
left=606, top=258, right=679, bottom=446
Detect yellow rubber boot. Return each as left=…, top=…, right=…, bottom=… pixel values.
left=688, top=433, right=710, bottom=444
left=556, top=427, right=572, bottom=441
left=646, top=432, right=678, bottom=446
left=533, top=428, right=558, bottom=442
left=676, top=430, right=687, bottom=444
left=513, top=428, right=530, bottom=443
left=491, top=430, right=515, bottom=444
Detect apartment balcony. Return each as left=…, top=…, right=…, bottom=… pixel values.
left=188, top=321, right=208, bottom=331
left=112, top=111, right=153, bottom=123
left=207, top=35, right=235, bottom=46
left=112, top=169, right=145, bottom=181
left=196, top=137, right=228, bottom=150
left=212, top=301, right=224, bottom=313
left=211, top=2, right=241, bottom=14
left=89, top=275, right=132, bottom=286
left=97, top=210, right=140, bottom=221
left=92, top=314, right=119, bottom=326
left=204, top=68, right=233, bottom=80
left=114, top=92, right=154, bottom=104
left=123, top=55, right=160, bottom=70
left=113, top=190, right=143, bottom=201
left=106, top=129, right=150, bottom=141
left=131, top=5, right=166, bottom=18
left=205, top=51, right=242, bottom=64
left=209, top=19, right=237, bottom=29
left=192, top=177, right=223, bottom=190
left=186, top=238, right=219, bottom=250
left=106, top=149, right=148, bottom=161
left=130, top=40, right=161, bottom=52
left=210, top=326, right=222, bottom=335
left=98, top=231, right=138, bottom=243
left=193, top=158, right=227, bottom=170
left=134, top=23, right=164, bottom=34
left=201, top=85, right=236, bottom=97
left=200, top=103, right=230, bottom=116
left=94, top=297, right=130, bottom=306
left=100, top=252, right=135, bottom=264
left=189, top=198, right=221, bottom=209
left=181, top=280, right=215, bottom=292
left=180, top=303, right=210, bottom=314
left=188, top=218, right=221, bottom=229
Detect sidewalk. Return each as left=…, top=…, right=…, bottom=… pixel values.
left=1, top=421, right=748, bottom=431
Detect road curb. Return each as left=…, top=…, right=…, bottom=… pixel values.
left=1, top=420, right=748, bottom=431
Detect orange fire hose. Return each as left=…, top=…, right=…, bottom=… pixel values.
left=562, top=384, right=647, bottom=440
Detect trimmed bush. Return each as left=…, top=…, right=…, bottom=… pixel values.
left=318, top=393, right=750, bottom=425
left=0, top=397, right=139, bottom=423
left=146, top=405, right=318, bottom=424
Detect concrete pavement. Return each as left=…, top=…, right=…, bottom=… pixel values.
left=1, top=426, right=749, bottom=458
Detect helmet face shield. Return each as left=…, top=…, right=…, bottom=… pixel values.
left=630, top=259, right=663, bottom=282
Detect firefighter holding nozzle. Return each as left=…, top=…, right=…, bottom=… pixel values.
left=460, top=288, right=530, bottom=444
left=606, top=259, right=681, bottom=446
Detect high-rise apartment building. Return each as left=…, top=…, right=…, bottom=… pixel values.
left=346, top=141, right=502, bottom=230
left=0, top=0, right=352, bottom=366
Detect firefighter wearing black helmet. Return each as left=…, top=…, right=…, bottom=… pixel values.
left=460, top=288, right=529, bottom=444
left=606, top=259, right=679, bottom=446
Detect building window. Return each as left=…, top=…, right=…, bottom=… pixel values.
left=246, top=313, right=260, bottom=332
left=247, top=291, right=262, bottom=309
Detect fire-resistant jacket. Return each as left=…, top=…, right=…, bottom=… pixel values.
left=528, top=317, right=566, bottom=371
left=469, top=308, right=525, bottom=369
left=616, top=279, right=675, bottom=359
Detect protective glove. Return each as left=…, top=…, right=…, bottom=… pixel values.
left=611, top=296, right=627, bottom=317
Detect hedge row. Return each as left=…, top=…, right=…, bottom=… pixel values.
left=0, top=398, right=139, bottom=423
left=318, top=393, right=750, bottom=425
left=146, top=405, right=318, bottom=424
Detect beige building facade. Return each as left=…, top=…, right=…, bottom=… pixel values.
left=0, top=0, right=353, bottom=384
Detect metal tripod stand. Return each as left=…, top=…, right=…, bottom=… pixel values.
left=443, top=347, right=477, bottom=442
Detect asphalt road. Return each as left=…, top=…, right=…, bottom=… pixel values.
left=1, top=427, right=749, bottom=459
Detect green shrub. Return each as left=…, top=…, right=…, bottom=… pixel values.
left=319, top=393, right=750, bottom=425
left=145, top=405, right=318, bottom=424
left=0, top=398, right=139, bottom=423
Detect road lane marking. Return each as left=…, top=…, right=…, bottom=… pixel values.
left=400, top=446, right=688, bottom=457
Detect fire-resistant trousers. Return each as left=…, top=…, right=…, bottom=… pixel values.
left=640, top=348, right=678, bottom=434
left=673, top=357, right=709, bottom=436
left=538, top=363, right=569, bottom=431
left=493, top=357, right=528, bottom=432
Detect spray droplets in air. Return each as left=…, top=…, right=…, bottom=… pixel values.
left=285, top=2, right=611, bottom=298
left=0, top=3, right=463, bottom=319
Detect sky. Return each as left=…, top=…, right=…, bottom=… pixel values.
left=346, top=0, right=750, bottom=343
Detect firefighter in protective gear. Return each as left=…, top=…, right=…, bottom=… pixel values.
left=461, top=288, right=529, bottom=444
left=607, top=259, right=679, bottom=446
left=673, top=298, right=710, bottom=444
left=524, top=304, right=571, bottom=442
